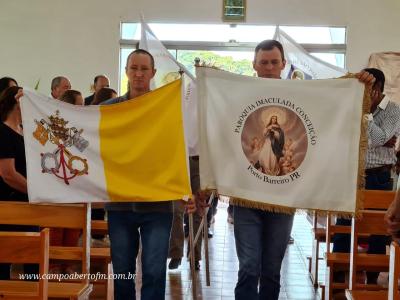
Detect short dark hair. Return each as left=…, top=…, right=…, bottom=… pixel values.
left=125, top=49, right=155, bottom=69
left=254, top=40, right=285, bottom=61
left=94, top=75, right=108, bottom=84
left=59, top=89, right=82, bottom=105
left=92, top=87, right=117, bottom=105
left=363, top=68, right=385, bottom=92
left=51, top=76, right=68, bottom=91
left=0, top=77, right=18, bottom=95
left=0, top=86, right=20, bottom=121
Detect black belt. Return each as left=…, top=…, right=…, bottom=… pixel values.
left=190, top=156, right=199, bottom=161
left=365, top=164, right=393, bottom=175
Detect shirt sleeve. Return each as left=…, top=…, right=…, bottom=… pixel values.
left=368, top=106, right=400, bottom=147
left=0, top=127, right=15, bottom=159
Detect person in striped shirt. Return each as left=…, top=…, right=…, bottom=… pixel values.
left=334, top=67, right=400, bottom=284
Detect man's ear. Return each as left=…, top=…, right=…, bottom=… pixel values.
left=152, top=68, right=157, bottom=78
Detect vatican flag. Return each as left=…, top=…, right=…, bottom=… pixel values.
left=21, top=80, right=191, bottom=203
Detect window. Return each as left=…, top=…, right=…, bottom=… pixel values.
left=119, top=23, right=346, bottom=94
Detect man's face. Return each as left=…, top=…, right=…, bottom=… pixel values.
left=253, top=47, right=286, bottom=79
left=53, top=78, right=71, bottom=99
left=371, top=81, right=384, bottom=107
left=94, top=77, right=109, bottom=93
left=125, top=53, right=156, bottom=92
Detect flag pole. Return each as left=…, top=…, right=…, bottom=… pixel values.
left=188, top=212, right=197, bottom=299
left=188, top=192, right=214, bottom=295
left=139, top=15, right=195, bottom=81
left=203, top=201, right=211, bottom=286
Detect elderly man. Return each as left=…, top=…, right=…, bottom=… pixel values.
left=50, top=76, right=71, bottom=100
left=84, top=75, right=110, bottom=105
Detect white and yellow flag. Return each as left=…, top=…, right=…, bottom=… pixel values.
left=21, top=80, right=191, bottom=203
left=197, top=68, right=366, bottom=213
left=139, top=17, right=199, bottom=156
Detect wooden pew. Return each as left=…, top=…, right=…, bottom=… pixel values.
left=347, top=210, right=389, bottom=296
left=324, top=190, right=395, bottom=300
left=345, top=240, right=400, bottom=300
left=0, top=228, right=49, bottom=300
left=89, top=219, right=111, bottom=299
left=309, top=211, right=327, bottom=287
left=0, top=202, right=93, bottom=299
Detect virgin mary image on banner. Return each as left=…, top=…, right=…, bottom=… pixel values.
left=241, top=105, right=308, bottom=176
left=258, top=115, right=285, bottom=175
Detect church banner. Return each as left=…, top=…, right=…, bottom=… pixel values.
left=197, top=67, right=367, bottom=213
left=21, top=80, right=191, bottom=203
left=368, top=52, right=400, bottom=104
left=139, top=17, right=199, bottom=156
left=274, top=28, right=347, bottom=80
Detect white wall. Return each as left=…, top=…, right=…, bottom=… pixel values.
left=0, top=0, right=399, bottom=95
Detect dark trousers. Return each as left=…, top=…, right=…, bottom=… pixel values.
left=91, top=208, right=106, bottom=239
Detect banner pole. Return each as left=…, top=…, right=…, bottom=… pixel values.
left=188, top=212, right=197, bottom=298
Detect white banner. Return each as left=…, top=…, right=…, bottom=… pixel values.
left=274, top=28, right=346, bottom=80
left=197, top=68, right=365, bottom=213
left=139, top=17, right=199, bottom=155
left=368, top=52, right=400, bottom=104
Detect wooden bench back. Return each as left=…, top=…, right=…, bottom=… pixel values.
left=353, top=210, right=388, bottom=236
left=0, top=202, right=91, bottom=284
left=326, top=190, right=394, bottom=250
left=0, top=202, right=88, bottom=229
left=362, top=190, right=395, bottom=210
left=0, top=228, right=49, bottom=299
left=349, top=210, right=390, bottom=290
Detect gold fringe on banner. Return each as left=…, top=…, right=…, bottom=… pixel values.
left=203, top=189, right=359, bottom=218
left=200, top=74, right=371, bottom=218
left=229, top=196, right=296, bottom=215
left=340, top=73, right=371, bottom=217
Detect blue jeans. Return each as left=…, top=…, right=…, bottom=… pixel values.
left=108, top=210, right=173, bottom=300
left=233, top=206, right=294, bottom=300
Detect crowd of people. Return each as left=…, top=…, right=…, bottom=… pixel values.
left=1, top=39, right=400, bottom=300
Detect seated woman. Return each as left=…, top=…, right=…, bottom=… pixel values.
left=0, top=86, right=39, bottom=279
left=0, top=77, right=18, bottom=95
left=91, top=87, right=117, bottom=105
left=59, top=89, right=84, bottom=105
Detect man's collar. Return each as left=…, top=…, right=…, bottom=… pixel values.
left=121, top=92, right=129, bottom=101
left=378, top=96, right=389, bottom=110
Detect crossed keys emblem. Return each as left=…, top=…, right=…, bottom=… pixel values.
left=32, top=110, right=89, bottom=185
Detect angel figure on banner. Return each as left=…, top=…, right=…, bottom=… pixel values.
left=249, top=137, right=264, bottom=172
left=281, top=138, right=297, bottom=174
left=258, top=115, right=285, bottom=176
